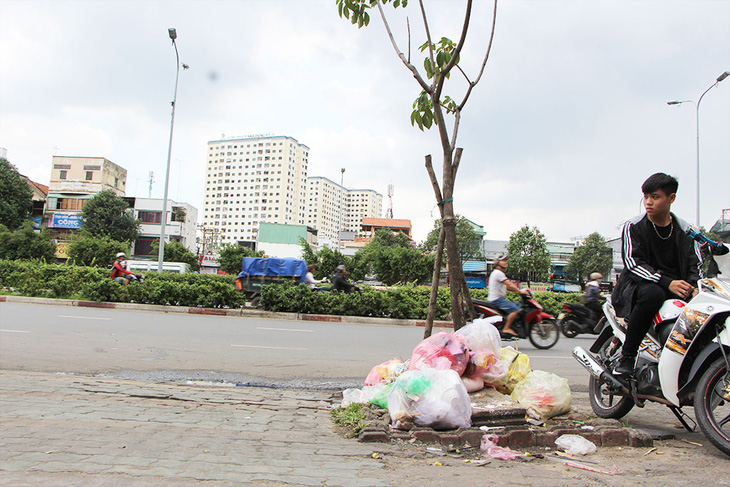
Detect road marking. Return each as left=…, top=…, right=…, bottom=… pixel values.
left=58, top=315, right=112, bottom=321
left=0, top=329, right=30, bottom=333
left=255, top=327, right=313, bottom=333
left=231, top=344, right=308, bottom=351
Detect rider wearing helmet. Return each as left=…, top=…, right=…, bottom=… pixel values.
left=110, top=252, right=140, bottom=285
left=584, top=272, right=604, bottom=319
left=331, top=265, right=360, bottom=293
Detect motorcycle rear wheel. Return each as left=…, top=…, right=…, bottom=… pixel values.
left=693, top=356, right=730, bottom=457
left=561, top=319, right=580, bottom=338
left=528, top=319, right=559, bottom=349
left=588, top=333, right=634, bottom=419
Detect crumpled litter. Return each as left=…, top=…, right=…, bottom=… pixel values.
left=364, top=358, right=406, bottom=386
left=511, top=370, right=572, bottom=419
left=408, top=331, right=469, bottom=375
left=480, top=434, right=523, bottom=460
left=555, top=434, right=597, bottom=456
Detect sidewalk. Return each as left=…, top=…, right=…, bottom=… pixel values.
left=2, top=370, right=728, bottom=486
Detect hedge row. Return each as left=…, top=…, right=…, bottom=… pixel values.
left=0, top=259, right=575, bottom=318
left=0, top=260, right=244, bottom=308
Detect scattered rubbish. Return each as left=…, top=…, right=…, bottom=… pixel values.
left=580, top=425, right=594, bottom=431
left=511, top=370, right=572, bottom=419
left=433, top=461, right=443, bottom=466
left=553, top=451, right=599, bottom=464
left=464, top=459, right=491, bottom=466
left=426, top=447, right=446, bottom=456
left=491, top=347, right=530, bottom=394
left=564, top=461, right=621, bottom=475
left=643, top=447, right=657, bottom=456
left=555, top=434, right=597, bottom=456
left=479, top=425, right=505, bottom=432
left=679, top=438, right=703, bottom=447
left=371, top=452, right=380, bottom=459
left=527, top=418, right=545, bottom=427
left=480, top=434, right=523, bottom=460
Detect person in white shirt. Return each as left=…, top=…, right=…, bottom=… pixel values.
left=488, top=254, right=529, bottom=337
left=304, top=264, right=326, bottom=290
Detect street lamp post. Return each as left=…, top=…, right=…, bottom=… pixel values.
left=158, top=28, right=181, bottom=272
left=668, top=70, right=730, bottom=228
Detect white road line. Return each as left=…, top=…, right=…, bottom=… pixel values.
left=231, top=344, right=308, bottom=351
left=58, top=315, right=112, bottom=321
left=255, top=327, right=313, bottom=333
left=0, top=329, right=30, bottom=333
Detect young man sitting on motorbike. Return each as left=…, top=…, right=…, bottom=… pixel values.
left=612, top=172, right=702, bottom=375
left=584, top=272, right=604, bottom=320
left=110, top=252, right=141, bottom=285
left=488, top=254, right=530, bottom=338
left=331, top=265, right=360, bottom=294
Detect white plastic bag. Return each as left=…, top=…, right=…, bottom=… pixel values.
left=388, top=368, right=472, bottom=431
left=510, top=370, right=572, bottom=419
left=555, top=434, right=597, bottom=456
left=340, top=383, right=389, bottom=408
left=455, top=317, right=502, bottom=357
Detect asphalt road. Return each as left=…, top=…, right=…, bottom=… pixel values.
left=0, top=301, right=594, bottom=389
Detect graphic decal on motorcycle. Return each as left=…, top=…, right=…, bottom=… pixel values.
left=640, top=335, right=662, bottom=359
left=666, top=309, right=710, bottom=356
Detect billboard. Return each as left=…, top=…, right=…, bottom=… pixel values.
left=50, top=213, right=82, bottom=229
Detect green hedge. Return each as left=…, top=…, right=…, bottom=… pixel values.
left=0, top=260, right=244, bottom=308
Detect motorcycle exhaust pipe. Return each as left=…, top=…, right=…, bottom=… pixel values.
left=572, top=346, right=629, bottom=392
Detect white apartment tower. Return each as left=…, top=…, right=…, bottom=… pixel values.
left=203, top=135, right=309, bottom=244
left=306, top=176, right=383, bottom=243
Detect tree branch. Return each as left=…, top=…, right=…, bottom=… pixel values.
left=459, top=0, right=497, bottom=110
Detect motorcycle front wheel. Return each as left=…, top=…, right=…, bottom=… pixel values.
left=528, top=319, right=559, bottom=349
left=693, top=356, right=730, bottom=457
left=588, top=333, right=634, bottom=419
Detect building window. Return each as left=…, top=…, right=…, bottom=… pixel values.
left=135, top=237, right=159, bottom=256
left=138, top=211, right=162, bottom=224
left=85, top=171, right=93, bottom=181
left=57, top=198, right=86, bottom=211
left=59, top=170, right=67, bottom=180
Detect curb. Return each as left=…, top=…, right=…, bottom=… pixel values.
left=0, top=295, right=454, bottom=328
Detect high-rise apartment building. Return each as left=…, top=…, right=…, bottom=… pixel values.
left=203, top=135, right=309, bottom=245
left=306, top=176, right=383, bottom=244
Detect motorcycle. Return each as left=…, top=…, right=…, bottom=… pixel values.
left=471, top=291, right=560, bottom=349
left=573, top=232, right=730, bottom=456
left=558, top=302, right=605, bottom=338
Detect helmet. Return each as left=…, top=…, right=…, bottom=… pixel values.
left=116, top=252, right=126, bottom=259
left=336, top=265, right=346, bottom=273
left=590, top=272, right=603, bottom=281
left=495, top=254, right=508, bottom=262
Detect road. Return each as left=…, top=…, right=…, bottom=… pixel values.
left=0, top=301, right=592, bottom=388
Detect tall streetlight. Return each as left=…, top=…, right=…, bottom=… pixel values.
left=158, top=28, right=181, bottom=272
left=668, top=70, right=730, bottom=228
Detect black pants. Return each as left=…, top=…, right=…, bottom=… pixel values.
left=586, top=300, right=602, bottom=321
left=623, top=281, right=673, bottom=358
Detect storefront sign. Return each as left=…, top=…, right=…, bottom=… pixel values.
left=51, top=213, right=82, bottom=229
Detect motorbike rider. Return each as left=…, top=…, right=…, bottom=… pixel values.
left=110, top=252, right=141, bottom=285
left=331, top=265, right=360, bottom=293
left=304, top=264, right=327, bottom=290
left=584, top=272, right=604, bottom=320
left=488, top=254, right=530, bottom=338
left=612, top=172, right=702, bottom=375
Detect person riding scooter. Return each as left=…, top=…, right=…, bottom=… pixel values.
left=110, top=252, right=142, bottom=285
left=584, top=272, right=604, bottom=320
left=487, top=254, right=530, bottom=338
left=331, top=265, right=360, bottom=293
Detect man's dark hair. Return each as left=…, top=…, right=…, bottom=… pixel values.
left=641, top=172, right=678, bottom=196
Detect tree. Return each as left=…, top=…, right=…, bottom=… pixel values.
left=337, top=0, right=498, bottom=334
left=217, top=244, right=265, bottom=275
left=0, top=158, right=33, bottom=230
left=565, top=232, right=612, bottom=283
left=422, top=215, right=483, bottom=263
left=152, top=240, right=200, bottom=272
left=67, top=232, right=129, bottom=268
left=506, top=225, right=551, bottom=283
left=80, top=189, right=140, bottom=243
left=0, top=221, right=56, bottom=261
left=357, top=230, right=433, bottom=285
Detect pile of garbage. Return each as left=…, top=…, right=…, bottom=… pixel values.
left=340, top=318, right=572, bottom=431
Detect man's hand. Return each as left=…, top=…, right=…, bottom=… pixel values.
left=669, top=280, right=694, bottom=299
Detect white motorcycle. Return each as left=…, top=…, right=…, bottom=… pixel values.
left=573, top=233, right=730, bottom=456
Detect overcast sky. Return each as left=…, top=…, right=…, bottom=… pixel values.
left=1, top=0, right=728, bottom=243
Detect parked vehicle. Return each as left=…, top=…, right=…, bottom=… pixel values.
left=126, top=260, right=191, bottom=274
left=558, top=302, right=605, bottom=338
left=235, top=257, right=307, bottom=307
left=573, top=234, right=730, bottom=456
left=471, top=291, right=560, bottom=349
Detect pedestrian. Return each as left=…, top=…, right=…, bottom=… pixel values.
left=611, top=172, right=702, bottom=375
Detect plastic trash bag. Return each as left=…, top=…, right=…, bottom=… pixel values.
left=461, top=375, right=485, bottom=393
left=388, top=368, right=472, bottom=431
left=369, top=382, right=394, bottom=409
left=341, top=383, right=390, bottom=408
left=555, top=434, right=597, bottom=456
left=480, top=434, right=523, bottom=460
left=480, top=359, right=509, bottom=384
left=455, top=317, right=502, bottom=357
left=510, top=370, right=572, bottom=419
left=491, top=347, right=531, bottom=394
left=408, top=331, right=469, bottom=375
left=364, top=358, right=406, bottom=386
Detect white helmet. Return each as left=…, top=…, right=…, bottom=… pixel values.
left=116, top=252, right=127, bottom=259
left=590, top=272, right=603, bottom=281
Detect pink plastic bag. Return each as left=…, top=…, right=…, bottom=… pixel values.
left=480, top=434, right=523, bottom=460
left=462, top=349, right=499, bottom=379
left=364, top=358, right=405, bottom=386
left=408, top=331, right=469, bottom=376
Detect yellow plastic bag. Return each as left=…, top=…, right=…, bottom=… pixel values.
left=511, top=370, right=572, bottom=419
left=492, top=347, right=530, bottom=394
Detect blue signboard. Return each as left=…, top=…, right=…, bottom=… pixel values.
left=465, top=276, right=486, bottom=289
left=51, top=213, right=82, bottom=229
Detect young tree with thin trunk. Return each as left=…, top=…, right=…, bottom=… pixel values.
left=337, top=0, right=498, bottom=335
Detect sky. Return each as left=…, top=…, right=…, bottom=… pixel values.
left=1, top=0, right=729, bottom=244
